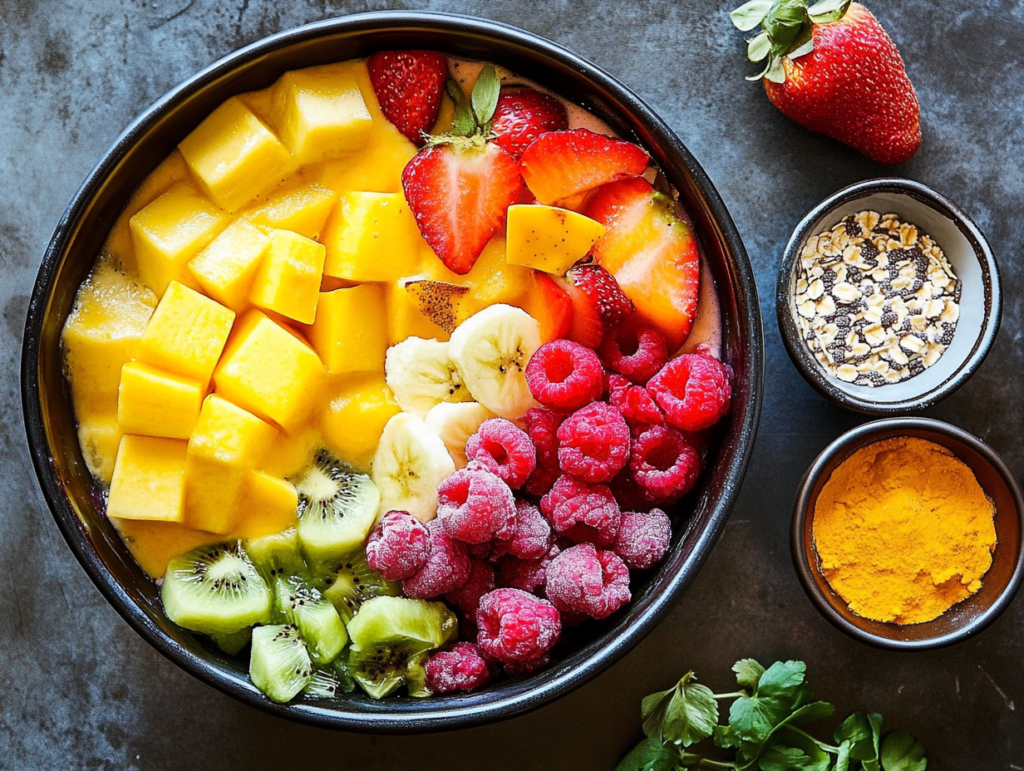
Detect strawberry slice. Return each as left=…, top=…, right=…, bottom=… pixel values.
left=565, top=263, right=633, bottom=326
left=553, top=276, right=604, bottom=349
left=520, top=128, right=650, bottom=206
left=585, top=177, right=700, bottom=350
left=527, top=273, right=574, bottom=342
left=368, top=50, right=448, bottom=145
left=491, top=87, right=569, bottom=160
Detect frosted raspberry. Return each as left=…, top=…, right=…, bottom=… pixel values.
left=609, top=471, right=650, bottom=513
left=425, top=643, right=496, bottom=693
left=646, top=353, right=732, bottom=432
left=365, top=511, right=431, bottom=580
left=599, top=323, right=668, bottom=384
left=630, top=425, right=702, bottom=504
left=446, top=558, right=496, bottom=623
left=556, top=402, right=630, bottom=483
left=526, top=340, right=604, bottom=412
left=606, top=373, right=665, bottom=430
left=465, top=418, right=537, bottom=490
left=476, top=588, right=561, bottom=665
left=523, top=408, right=564, bottom=496
left=437, top=461, right=516, bottom=544
left=614, top=509, right=672, bottom=570
left=492, top=501, right=552, bottom=561
left=502, top=653, right=550, bottom=677
left=496, top=541, right=561, bottom=593
left=524, top=465, right=561, bottom=498
left=467, top=541, right=493, bottom=561
left=402, top=519, right=471, bottom=599
left=545, top=543, right=631, bottom=619
left=540, top=474, right=621, bottom=547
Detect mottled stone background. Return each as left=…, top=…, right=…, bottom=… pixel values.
left=2, top=1, right=1022, bottom=768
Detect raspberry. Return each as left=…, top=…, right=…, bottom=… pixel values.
left=526, top=340, right=604, bottom=412
left=476, top=588, right=561, bottom=665
left=465, top=418, right=537, bottom=490
left=524, top=465, right=561, bottom=498
left=599, top=323, right=668, bottom=384
left=424, top=642, right=496, bottom=693
left=446, top=558, right=496, bottom=618
left=496, top=541, right=561, bottom=593
left=630, top=425, right=702, bottom=504
left=437, top=461, right=516, bottom=544
left=402, top=519, right=471, bottom=599
left=540, top=474, right=621, bottom=547
left=556, top=402, right=630, bottom=483
left=365, top=511, right=431, bottom=580
left=606, top=373, right=665, bottom=430
left=502, top=653, right=550, bottom=677
left=545, top=543, right=631, bottom=620
left=523, top=408, right=564, bottom=496
left=492, top=501, right=553, bottom=561
left=646, top=353, right=732, bottom=432
left=614, top=509, right=672, bottom=569
left=609, top=471, right=650, bottom=513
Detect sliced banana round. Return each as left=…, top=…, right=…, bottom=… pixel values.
left=449, top=304, right=541, bottom=420
left=384, top=337, right=473, bottom=418
left=371, top=413, right=456, bottom=523
left=424, top=401, right=496, bottom=468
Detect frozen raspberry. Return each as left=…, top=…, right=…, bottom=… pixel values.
left=599, top=323, right=668, bottom=384
left=524, top=465, right=560, bottom=498
left=614, top=509, right=672, bottom=570
left=476, top=588, right=561, bottom=665
left=523, top=408, right=564, bottom=496
left=630, top=425, right=702, bottom=504
left=545, top=543, right=631, bottom=619
left=502, top=653, right=550, bottom=677
left=540, top=474, right=621, bottom=547
left=646, top=353, right=732, bottom=432
left=402, top=519, right=471, bottom=599
left=425, top=643, right=496, bottom=693
left=556, top=402, right=630, bottom=484
left=607, top=373, right=665, bottom=430
left=467, top=541, right=493, bottom=561
left=609, top=471, right=650, bottom=513
left=493, top=501, right=553, bottom=561
left=437, top=461, right=516, bottom=544
left=526, top=340, right=604, bottom=412
left=365, top=511, right=431, bottom=580
left=465, top=418, right=537, bottom=490
left=496, top=541, right=562, bottom=593
left=446, top=558, right=496, bottom=623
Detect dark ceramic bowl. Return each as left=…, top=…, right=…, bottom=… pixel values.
left=792, top=418, right=1024, bottom=650
left=777, top=178, right=1001, bottom=415
left=21, top=12, right=763, bottom=731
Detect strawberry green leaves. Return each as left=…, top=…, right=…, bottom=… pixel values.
left=641, top=672, right=719, bottom=748
left=730, top=0, right=774, bottom=31
left=446, top=64, right=502, bottom=138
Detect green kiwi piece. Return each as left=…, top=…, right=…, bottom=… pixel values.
left=331, top=652, right=357, bottom=694
left=404, top=651, right=431, bottom=698
left=273, top=576, right=348, bottom=665
left=210, top=627, right=252, bottom=656
left=303, top=667, right=343, bottom=699
left=246, top=529, right=307, bottom=583
left=293, top=449, right=380, bottom=563
left=320, top=550, right=402, bottom=624
left=161, top=542, right=271, bottom=635
left=249, top=624, right=313, bottom=703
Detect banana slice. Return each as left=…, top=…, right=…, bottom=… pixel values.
left=385, top=337, right=474, bottom=418
left=424, top=402, right=496, bottom=468
left=449, top=304, right=542, bottom=420
left=371, top=413, right=456, bottom=522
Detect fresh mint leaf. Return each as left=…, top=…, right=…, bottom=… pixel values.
left=730, top=0, right=774, bottom=32
left=470, top=64, right=500, bottom=127
left=880, top=731, right=927, bottom=771
left=734, top=659, right=766, bottom=691
left=615, top=737, right=677, bottom=771
left=807, top=0, right=851, bottom=23
left=642, top=672, right=719, bottom=747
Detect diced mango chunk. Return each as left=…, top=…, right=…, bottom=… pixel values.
left=322, top=192, right=422, bottom=281
left=250, top=229, right=326, bottom=325
left=76, top=414, right=124, bottom=486
left=187, top=218, right=270, bottom=312
left=384, top=279, right=450, bottom=345
left=233, top=471, right=299, bottom=539
left=309, top=284, right=387, bottom=375
left=321, top=374, right=401, bottom=468
left=107, top=435, right=188, bottom=523
left=505, top=204, right=606, bottom=274
left=136, top=281, right=236, bottom=387
left=462, top=238, right=533, bottom=317
left=244, top=181, right=337, bottom=239
left=178, top=97, right=297, bottom=213
left=117, top=361, right=204, bottom=440
left=113, top=519, right=221, bottom=579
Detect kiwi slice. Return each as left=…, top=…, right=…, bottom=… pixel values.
left=273, top=576, right=348, bottom=665
left=320, top=550, right=402, bottom=624
left=161, top=542, right=271, bottom=635
left=294, top=449, right=380, bottom=563
left=210, top=627, right=252, bottom=656
left=404, top=651, right=431, bottom=698
left=249, top=624, right=313, bottom=703
left=246, top=529, right=307, bottom=583
left=303, top=667, right=344, bottom=700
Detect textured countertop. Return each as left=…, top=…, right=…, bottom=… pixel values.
left=2, top=1, right=1022, bottom=768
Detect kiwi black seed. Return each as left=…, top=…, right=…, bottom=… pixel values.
left=273, top=576, right=348, bottom=665
left=249, top=624, right=313, bottom=703
left=320, top=550, right=402, bottom=624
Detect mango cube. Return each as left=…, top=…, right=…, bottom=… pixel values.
left=233, top=472, right=299, bottom=539
left=178, top=97, right=297, bottom=213
left=321, top=374, right=401, bottom=467
left=269, top=64, right=373, bottom=165
left=129, top=182, right=227, bottom=296
left=117, top=361, right=204, bottom=440
left=250, top=230, right=326, bottom=325
left=214, top=311, right=327, bottom=429
left=244, top=181, right=337, bottom=239
left=462, top=238, right=534, bottom=317
left=76, top=414, right=124, bottom=486
left=322, top=192, right=422, bottom=281
left=136, top=281, right=236, bottom=387
left=107, top=435, right=188, bottom=523
left=309, top=284, right=387, bottom=375
left=384, top=279, right=450, bottom=345
left=505, top=204, right=607, bottom=274
left=187, top=218, right=270, bottom=312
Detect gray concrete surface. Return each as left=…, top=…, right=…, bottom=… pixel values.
left=2, top=0, right=1022, bottom=768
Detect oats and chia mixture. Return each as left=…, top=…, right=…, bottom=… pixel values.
left=795, top=210, right=960, bottom=387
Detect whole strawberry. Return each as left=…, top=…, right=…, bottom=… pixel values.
left=731, top=0, right=920, bottom=165
left=367, top=50, right=448, bottom=145
left=490, top=86, right=568, bottom=160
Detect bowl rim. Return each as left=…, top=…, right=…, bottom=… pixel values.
left=776, top=177, right=1002, bottom=415
left=791, top=417, right=1024, bottom=650
left=21, top=10, right=765, bottom=732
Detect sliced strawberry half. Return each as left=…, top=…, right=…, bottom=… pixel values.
left=565, top=263, right=633, bottom=326
left=367, top=50, right=449, bottom=145
left=520, top=128, right=650, bottom=206
left=528, top=273, right=574, bottom=343
left=552, top=276, right=604, bottom=350
left=491, top=86, right=569, bottom=160
left=585, top=177, right=700, bottom=350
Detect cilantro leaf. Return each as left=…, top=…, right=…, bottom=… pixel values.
left=734, top=659, right=766, bottom=691
left=835, top=712, right=882, bottom=763
left=880, top=730, right=927, bottom=771
left=717, top=661, right=814, bottom=750
left=757, top=727, right=830, bottom=771
left=615, top=737, right=677, bottom=771
left=642, top=672, right=719, bottom=747
left=835, top=741, right=852, bottom=771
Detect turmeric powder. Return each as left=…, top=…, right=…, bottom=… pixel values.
left=812, top=436, right=997, bottom=625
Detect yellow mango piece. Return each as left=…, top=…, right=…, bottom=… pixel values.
left=384, top=279, right=450, bottom=345
left=214, top=310, right=327, bottom=429
left=117, top=361, right=204, bottom=440
left=269, top=64, right=373, bottom=165
left=129, top=182, right=228, bottom=296
left=321, top=191, right=422, bottom=281
left=136, top=281, right=236, bottom=387
left=309, top=284, right=387, bottom=375
left=113, top=518, right=221, bottom=579
left=76, top=414, right=124, bottom=486
left=400, top=278, right=469, bottom=334
left=505, top=204, right=606, bottom=274
left=178, top=97, right=297, bottom=213
left=187, top=218, right=270, bottom=312
left=62, top=258, right=157, bottom=420
left=233, top=471, right=299, bottom=539
left=463, top=238, right=534, bottom=316
left=185, top=394, right=277, bottom=534
left=250, top=229, right=326, bottom=325
left=107, top=435, right=188, bottom=523
left=244, top=181, right=337, bottom=239
left=321, top=374, right=401, bottom=468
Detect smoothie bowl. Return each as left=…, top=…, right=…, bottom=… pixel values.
left=22, top=12, right=762, bottom=731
